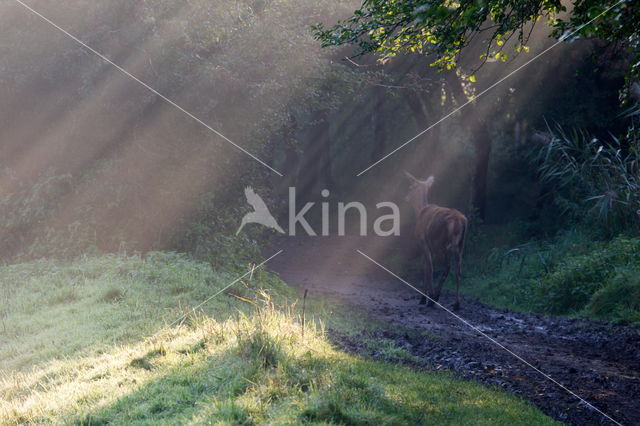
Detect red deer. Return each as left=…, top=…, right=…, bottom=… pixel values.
left=405, top=172, right=468, bottom=310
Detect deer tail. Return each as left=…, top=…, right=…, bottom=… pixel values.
left=458, top=219, right=467, bottom=253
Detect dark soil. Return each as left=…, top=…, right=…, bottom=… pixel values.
left=269, top=235, right=640, bottom=426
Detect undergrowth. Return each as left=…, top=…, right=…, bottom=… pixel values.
left=462, top=226, right=640, bottom=325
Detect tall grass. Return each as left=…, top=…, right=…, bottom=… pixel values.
left=530, top=126, right=640, bottom=234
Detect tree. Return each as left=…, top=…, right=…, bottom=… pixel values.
left=314, top=0, right=638, bottom=219
left=314, top=0, right=638, bottom=83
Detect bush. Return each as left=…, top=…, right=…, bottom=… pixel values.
left=0, top=168, right=126, bottom=261
left=0, top=168, right=264, bottom=266
left=463, top=227, right=640, bottom=324
left=537, top=237, right=640, bottom=315
left=588, top=267, right=640, bottom=325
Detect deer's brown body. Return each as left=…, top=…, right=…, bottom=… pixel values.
left=406, top=173, right=467, bottom=310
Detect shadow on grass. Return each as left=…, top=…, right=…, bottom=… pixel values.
left=72, top=329, right=556, bottom=425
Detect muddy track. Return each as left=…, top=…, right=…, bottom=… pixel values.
left=269, top=236, right=640, bottom=425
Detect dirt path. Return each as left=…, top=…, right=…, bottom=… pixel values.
left=268, top=235, right=640, bottom=425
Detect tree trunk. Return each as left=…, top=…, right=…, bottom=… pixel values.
left=318, top=109, right=334, bottom=190
left=405, top=90, right=428, bottom=129
left=296, top=108, right=331, bottom=207
left=281, top=114, right=299, bottom=184
left=404, top=90, right=442, bottom=175
left=472, top=122, right=491, bottom=220
left=445, top=71, right=491, bottom=220
left=274, top=113, right=299, bottom=220
left=371, top=85, right=387, bottom=162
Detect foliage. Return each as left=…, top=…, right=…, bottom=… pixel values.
left=314, top=0, right=638, bottom=80
left=530, top=127, right=640, bottom=234
left=0, top=170, right=104, bottom=261
left=0, top=166, right=155, bottom=261
left=0, top=170, right=72, bottom=259
left=462, top=228, right=640, bottom=325
left=587, top=266, right=640, bottom=325
left=538, top=237, right=640, bottom=316
left=0, top=253, right=556, bottom=424
left=0, top=163, right=276, bottom=266
left=0, top=0, right=364, bottom=262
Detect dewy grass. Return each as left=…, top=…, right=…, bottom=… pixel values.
left=0, top=252, right=292, bottom=373
left=0, top=253, right=557, bottom=424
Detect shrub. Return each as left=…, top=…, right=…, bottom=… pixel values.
left=587, top=267, right=640, bottom=325
left=464, top=228, right=640, bottom=324
left=537, top=237, right=640, bottom=314
left=0, top=167, right=263, bottom=265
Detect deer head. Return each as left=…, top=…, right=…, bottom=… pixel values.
left=405, top=171, right=435, bottom=216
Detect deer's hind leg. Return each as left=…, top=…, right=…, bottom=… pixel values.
left=434, top=253, right=450, bottom=303
left=422, top=249, right=434, bottom=306
left=453, top=250, right=462, bottom=311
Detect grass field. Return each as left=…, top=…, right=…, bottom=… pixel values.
left=1, top=252, right=556, bottom=424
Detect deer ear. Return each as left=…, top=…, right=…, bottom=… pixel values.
left=424, top=176, right=435, bottom=188
left=404, top=171, right=418, bottom=182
